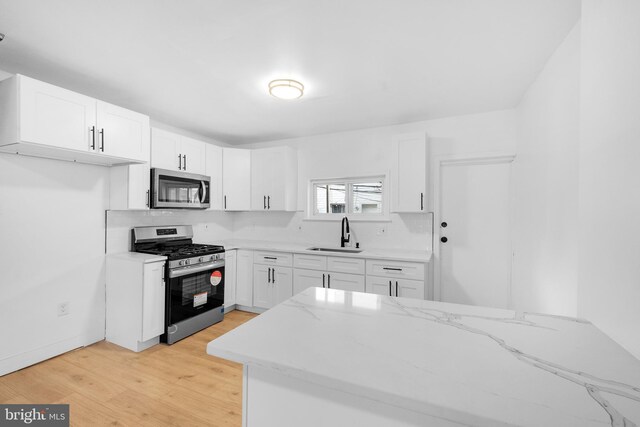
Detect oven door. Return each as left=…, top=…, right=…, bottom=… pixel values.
left=151, top=168, right=210, bottom=209
left=167, top=261, right=225, bottom=325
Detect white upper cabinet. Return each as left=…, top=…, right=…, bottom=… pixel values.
left=97, top=101, right=150, bottom=161
left=223, top=147, right=251, bottom=211
left=205, top=144, right=224, bottom=211
left=250, top=146, right=297, bottom=211
left=150, top=128, right=207, bottom=175
left=0, top=74, right=149, bottom=166
left=391, top=133, right=429, bottom=213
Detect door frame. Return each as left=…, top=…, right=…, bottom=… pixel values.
left=432, top=152, right=516, bottom=304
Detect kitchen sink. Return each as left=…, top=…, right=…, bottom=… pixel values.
left=307, top=247, right=363, bottom=254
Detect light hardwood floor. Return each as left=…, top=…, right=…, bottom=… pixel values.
left=0, top=310, right=257, bottom=426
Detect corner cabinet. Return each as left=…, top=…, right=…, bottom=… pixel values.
left=222, top=148, right=252, bottom=211
left=106, top=253, right=166, bottom=352
left=0, top=74, right=149, bottom=166
left=391, top=132, right=429, bottom=213
left=150, top=128, right=206, bottom=175
left=251, top=146, right=297, bottom=211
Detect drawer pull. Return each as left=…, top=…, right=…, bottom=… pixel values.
left=383, top=267, right=403, bottom=271
left=264, top=256, right=277, bottom=260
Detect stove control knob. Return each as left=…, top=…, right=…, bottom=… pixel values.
left=210, top=255, right=215, bottom=261
left=185, top=259, right=190, bottom=265
left=199, top=257, right=204, bottom=262
left=179, top=260, right=184, bottom=266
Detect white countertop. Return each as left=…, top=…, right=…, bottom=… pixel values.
left=207, top=239, right=432, bottom=263
left=207, top=288, right=640, bottom=427
left=107, top=252, right=167, bottom=263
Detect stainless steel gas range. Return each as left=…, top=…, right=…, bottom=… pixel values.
left=132, top=225, right=225, bottom=344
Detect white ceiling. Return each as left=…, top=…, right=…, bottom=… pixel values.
left=0, top=0, right=580, bottom=144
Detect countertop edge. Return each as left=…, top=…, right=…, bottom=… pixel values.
left=206, top=342, right=509, bottom=427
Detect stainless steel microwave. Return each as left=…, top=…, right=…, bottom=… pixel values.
left=150, top=168, right=210, bottom=209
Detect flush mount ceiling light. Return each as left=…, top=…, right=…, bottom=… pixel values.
left=268, top=79, right=304, bottom=100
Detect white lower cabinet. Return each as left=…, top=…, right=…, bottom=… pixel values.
left=253, top=264, right=293, bottom=309
left=224, top=249, right=237, bottom=310
left=365, top=259, right=426, bottom=299
left=236, top=250, right=254, bottom=307
left=293, top=254, right=365, bottom=295
left=106, top=254, right=166, bottom=352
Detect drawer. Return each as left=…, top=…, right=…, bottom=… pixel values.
left=327, top=256, right=365, bottom=275
left=293, top=254, right=327, bottom=271
left=366, top=259, right=425, bottom=281
left=253, top=251, right=293, bottom=267
left=327, top=272, right=364, bottom=293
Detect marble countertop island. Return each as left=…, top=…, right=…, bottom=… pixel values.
left=207, top=288, right=640, bottom=426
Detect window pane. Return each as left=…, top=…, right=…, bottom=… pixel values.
left=315, top=183, right=346, bottom=214
left=351, top=181, right=383, bottom=214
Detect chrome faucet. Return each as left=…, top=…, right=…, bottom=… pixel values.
left=341, top=216, right=350, bottom=247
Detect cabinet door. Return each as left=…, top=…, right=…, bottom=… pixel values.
left=293, top=269, right=325, bottom=295
left=253, top=264, right=272, bottom=309
left=129, top=163, right=151, bottom=210
left=224, top=250, right=237, bottom=308
left=180, top=136, right=206, bottom=175
left=223, top=148, right=251, bottom=211
left=272, top=267, right=293, bottom=305
left=366, top=276, right=393, bottom=297
left=19, top=75, right=96, bottom=152
left=395, top=278, right=424, bottom=300
left=236, top=250, right=254, bottom=307
left=327, top=272, right=364, bottom=293
left=266, top=148, right=286, bottom=211
left=142, top=261, right=165, bottom=341
left=391, top=133, right=427, bottom=213
left=96, top=101, right=150, bottom=161
left=151, top=128, right=180, bottom=171
left=250, top=149, right=269, bottom=210
left=205, top=144, right=224, bottom=210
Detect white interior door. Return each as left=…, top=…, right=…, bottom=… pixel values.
left=437, top=157, right=513, bottom=309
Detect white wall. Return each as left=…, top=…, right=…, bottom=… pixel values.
left=234, top=110, right=517, bottom=251
left=0, top=154, right=109, bottom=376
left=512, top=24, right=581, bottom=316
left=578, top=0, right=640, bottom=358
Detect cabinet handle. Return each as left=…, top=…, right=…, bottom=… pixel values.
left=322, top=273, right=325, bottom=288
left=383, top=267, right=403, bottom=271
left=420, top=192, right=424, bottom=210
left=183, top=154, right=187, bottom=170
left=178, top=154, right=182, bottom=170
left=99, top=128, right=105, bottom=152
left=268, top=196, right=271, bottom=209
left=267, top=267, right=271, bottom=283
left=264, top=256, right=277, bottom=260
left=89, top=126, right=95, bottom=150
left=327, top=274, right=330, bottom=289
left=272, top=268, right=276, bottom=284
left=264, top=195, right=266, bottom=210
left=396, top=281, right=398, bottom=297
left=224, top=195, right=227, bottom=209
left=389, top=281, right=392, bottom=296
left=146, top=190, right=150, bottom=207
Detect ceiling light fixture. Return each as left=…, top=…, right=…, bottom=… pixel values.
left=268, top=79, right=304, bottom=100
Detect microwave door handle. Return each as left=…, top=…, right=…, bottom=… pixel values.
left=200, top=181, right=207, bottom=204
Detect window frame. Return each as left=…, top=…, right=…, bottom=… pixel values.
left=307, top=174, right=389, bottom=221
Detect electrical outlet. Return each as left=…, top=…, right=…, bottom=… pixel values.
left=57, top=302, right=70, bottom=317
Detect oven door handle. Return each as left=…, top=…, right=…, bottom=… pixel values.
left=169, top=261, right=224, bottom=278
left=200, top=180, right=207, bottom=204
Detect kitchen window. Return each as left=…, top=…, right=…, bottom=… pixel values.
left=309, top=176, right=387, bottom=220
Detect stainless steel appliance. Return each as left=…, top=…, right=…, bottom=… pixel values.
left=150, top=168, right=210, bottom=209
left=132, top=225, right=224, bottom=344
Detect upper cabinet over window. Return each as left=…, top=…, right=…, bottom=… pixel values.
left=0, top=74, right=149, bottom=166
left=251, top=146, right=297, bottom=212
left=391, top=132, right=429, bottom=213
left=150, top=128, right=206, bottom=175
